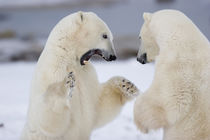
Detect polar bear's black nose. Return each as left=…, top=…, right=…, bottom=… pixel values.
left=109, top=55, right=117, bottom=61
left=137, top=53, right=147, bottom=64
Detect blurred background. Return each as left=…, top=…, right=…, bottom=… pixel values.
left=0, top=0, right=210, bottom=139
left=0, top=0, right=210, bottom=62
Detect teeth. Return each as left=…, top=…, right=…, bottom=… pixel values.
left=83, top=60, right=88, bottom=64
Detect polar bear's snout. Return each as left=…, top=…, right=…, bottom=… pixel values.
left=137, top=53, right=147, bottom=64
left=80, top=48, right=116, bottom=65
left=103, top=46, right=117, bottom=61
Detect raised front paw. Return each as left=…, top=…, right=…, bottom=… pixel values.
left=65, top=72, right=76, bottom=98
left=112, top=77, right=139, bottom=98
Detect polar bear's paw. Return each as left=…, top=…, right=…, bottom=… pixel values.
left=112, top=77, right=139, bottom=98
left=65, top=72, right=76, bottom=98
left=120, top=78, right=139, bottom=98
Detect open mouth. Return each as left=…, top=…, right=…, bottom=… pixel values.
left=80, top=49, right=117, bottom=65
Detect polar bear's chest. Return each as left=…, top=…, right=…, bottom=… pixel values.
left=75, top=65, right=99, bottom=95
left=75, top=69, right=99, bottom=100
left=66, top=66, right=99, bottom=131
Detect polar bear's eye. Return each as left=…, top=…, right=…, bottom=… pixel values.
left=102, top=34, right=108, bottom=39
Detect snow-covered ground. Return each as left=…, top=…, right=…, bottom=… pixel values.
left=0, top=59, right=163, bottom=140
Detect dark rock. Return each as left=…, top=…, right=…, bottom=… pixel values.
left=0, top=123, right=4, bottom=128
left=0, top=30, right=16, bottom=39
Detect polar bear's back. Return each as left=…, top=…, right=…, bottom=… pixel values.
left=149, top=10, right=210, bottom=52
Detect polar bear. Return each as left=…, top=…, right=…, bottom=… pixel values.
left=21, top=11, right=139, bottom=140
left=134, top=10, right=210, bottom=140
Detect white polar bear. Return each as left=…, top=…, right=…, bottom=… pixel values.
left=21, top=11, right=139, bottom=140
left=134, top=10, right=210, bottom=140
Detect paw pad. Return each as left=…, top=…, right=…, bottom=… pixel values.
left=115, top=77, right=139, bottom=98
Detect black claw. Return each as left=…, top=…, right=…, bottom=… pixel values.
left=68, top=72, right=75, bottom=79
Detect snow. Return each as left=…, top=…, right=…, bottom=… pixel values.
left=0, top=59, right=163, bottom=140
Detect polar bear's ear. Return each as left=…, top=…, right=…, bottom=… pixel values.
left=79, top=11, right=84, bottom=22
left=143, top=12, right=152, bottom=22
left=76, top=11, right=84, bottom=25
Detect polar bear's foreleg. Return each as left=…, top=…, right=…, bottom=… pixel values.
left=134, top=89, right=167, bottom=133
left=95, top=76, right=139, bottom=128
left=37, top=72, right=75, bottom=137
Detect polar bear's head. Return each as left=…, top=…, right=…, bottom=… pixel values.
left=137, top=12, right=159, bottom=64
left=48, top=11, right=116, bottom=66
left=137, top=10, right=200, bottom=64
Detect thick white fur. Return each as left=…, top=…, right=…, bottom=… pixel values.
left=134, top=10, right=210, bottom=140
left=21, top=12, right=138, bottom=140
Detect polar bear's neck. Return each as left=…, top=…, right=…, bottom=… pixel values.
left=31, top=35, right=80, bottom=95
